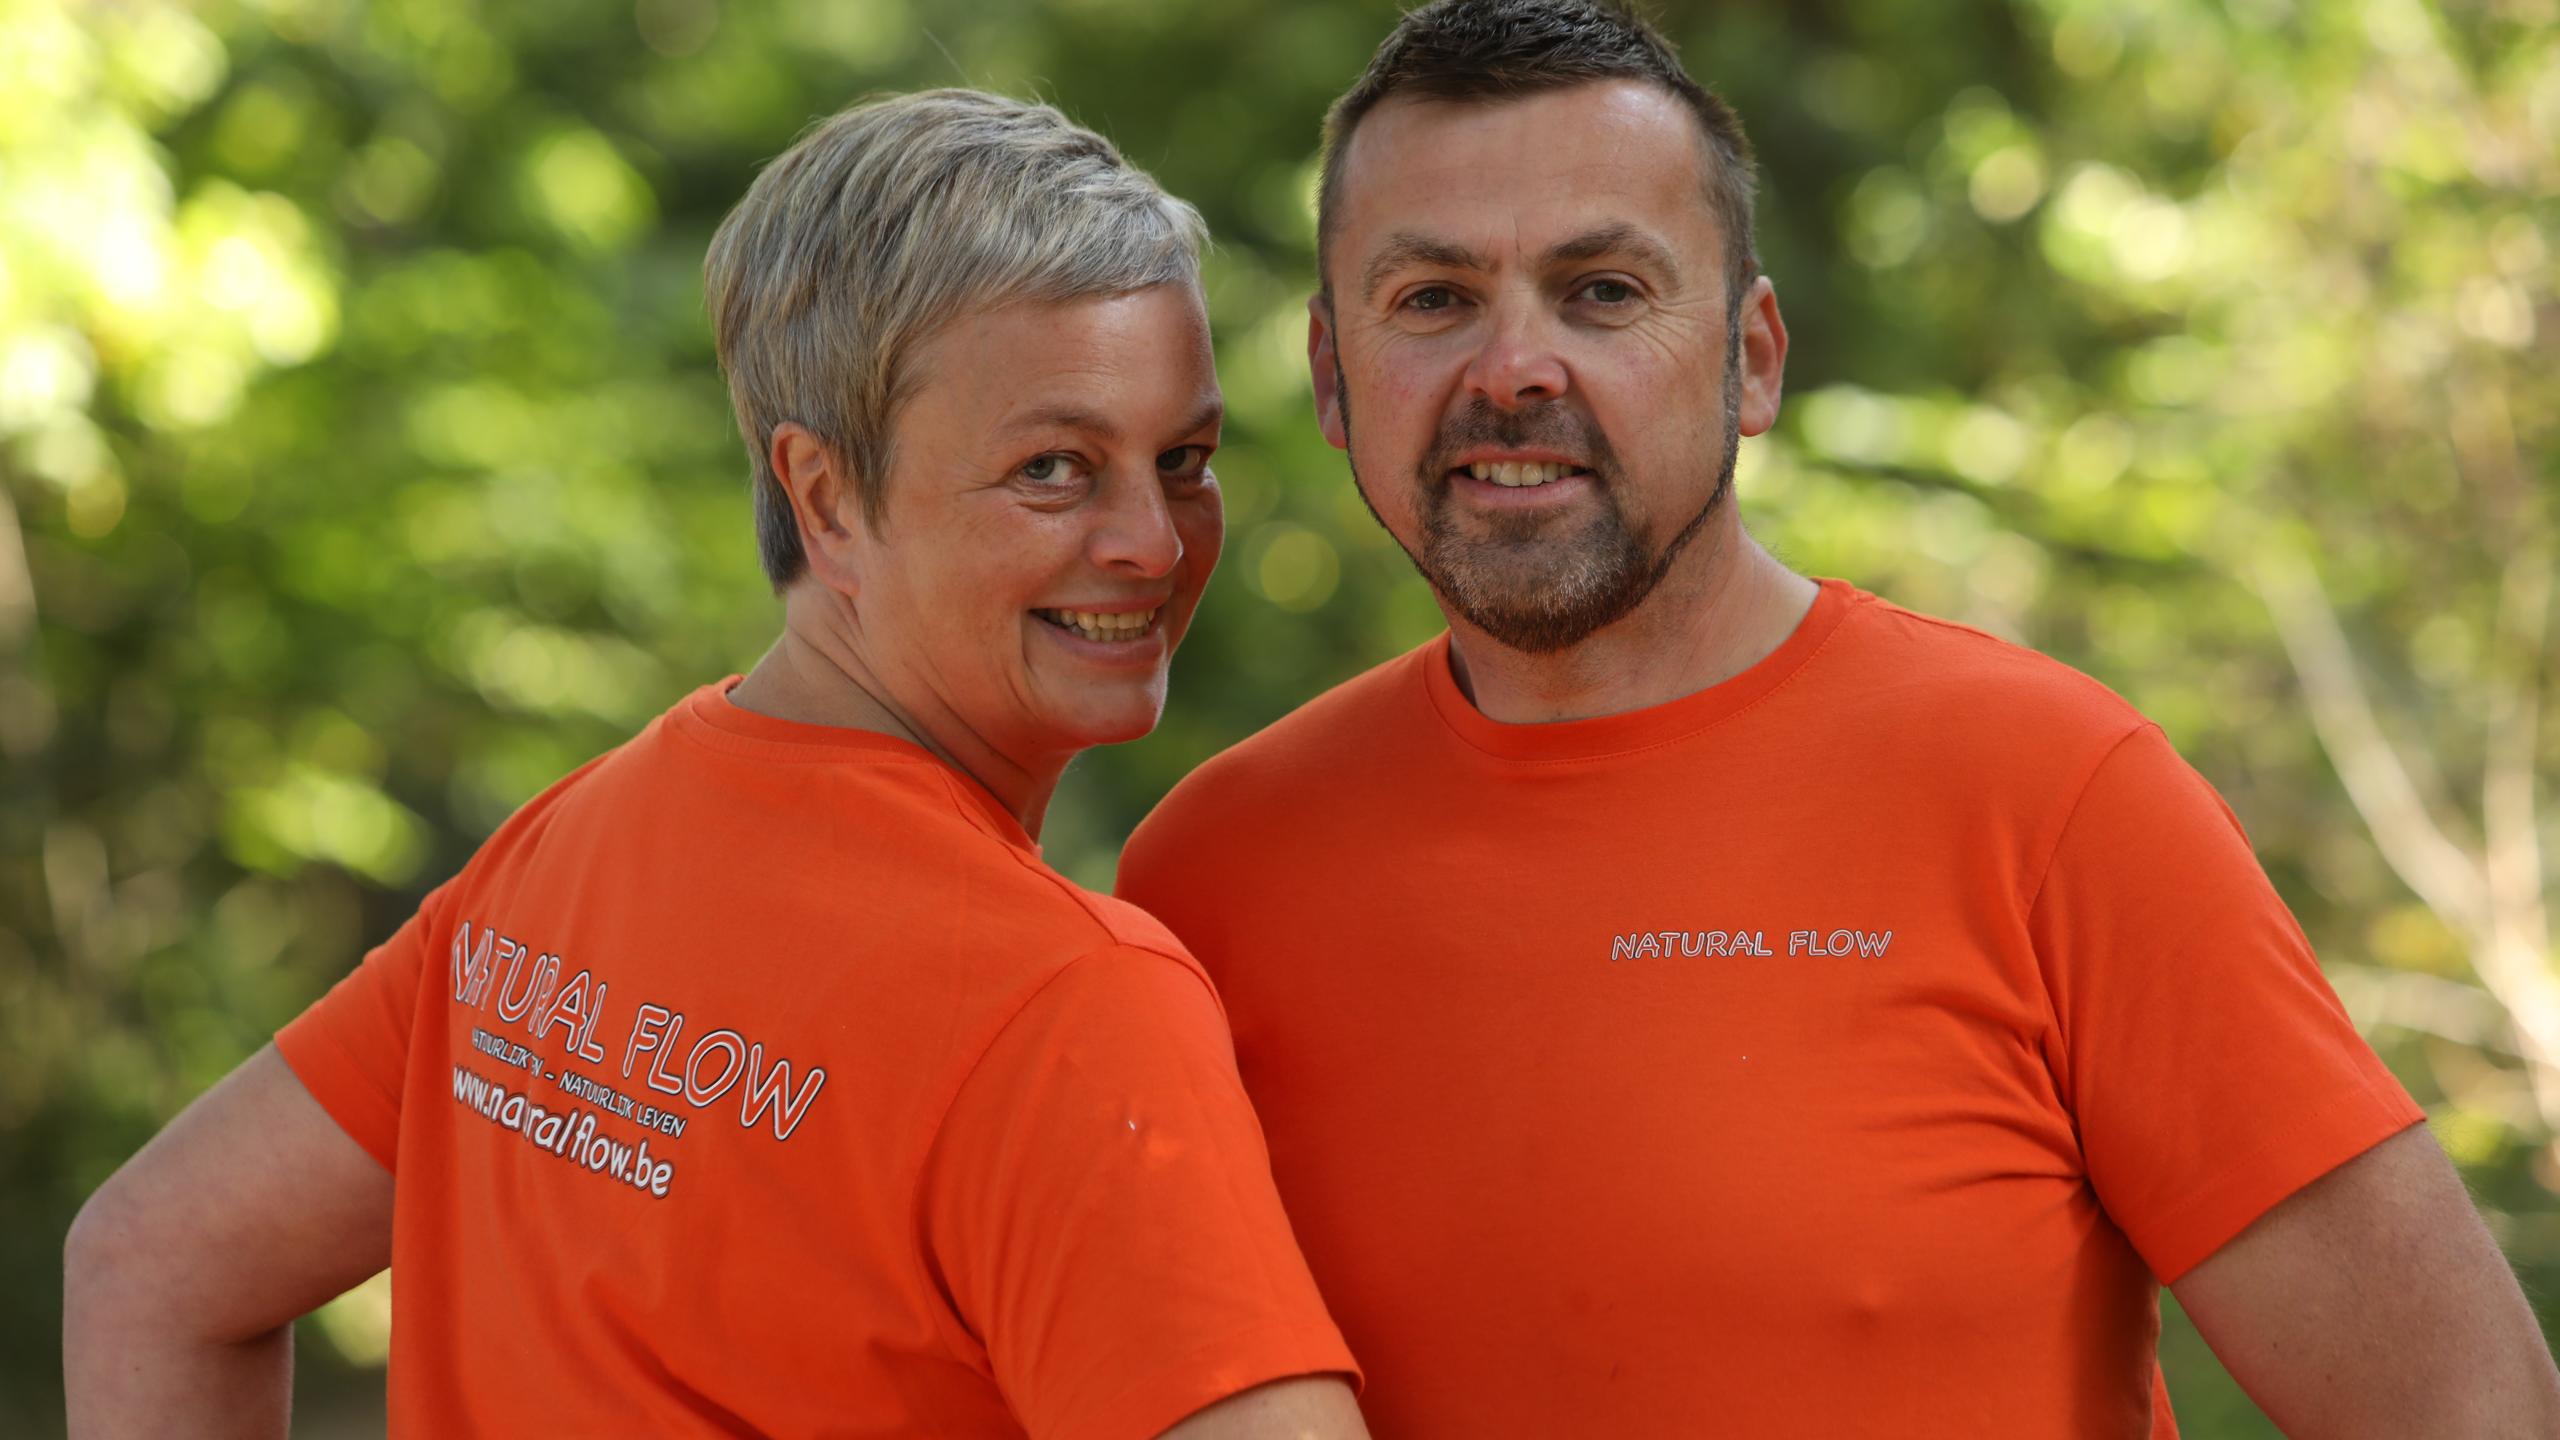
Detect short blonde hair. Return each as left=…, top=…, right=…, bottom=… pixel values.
left=705, top=89, right=1207, bottom=588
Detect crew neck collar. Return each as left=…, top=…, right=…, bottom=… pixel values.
left=672, top=679, right=1037, bottom=851
left=1419, top=577, right=1859, bottom=763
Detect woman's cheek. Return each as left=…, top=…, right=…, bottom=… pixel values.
left=1181, top=484, right=1225, bottom=577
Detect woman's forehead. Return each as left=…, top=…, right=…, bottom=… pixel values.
left=906, top=287, right=1219, bottom=441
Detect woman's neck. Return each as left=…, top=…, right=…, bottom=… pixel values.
left=726, top=586, right=1061, bottom=840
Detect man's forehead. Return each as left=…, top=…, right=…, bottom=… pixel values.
left=1330, top=80, right=1718, bottom=269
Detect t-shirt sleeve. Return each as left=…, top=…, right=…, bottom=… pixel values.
left=918, top=944, right=1357, bottom=1440
left=2030, top=724, right=2424, bottom=1284
left=273, top=880, right=454, bottom=1171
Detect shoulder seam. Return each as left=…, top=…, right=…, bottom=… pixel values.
left=2013, top=718, right=2156, bottom=1132
left=923, top=767, right=1173, bottom=963
left=2020, top=720, right=2160, bottom=918
left=999, top=841, right=1126, bottom=946
left=1872, top=602, right=2014, bottom=648
left=902, top=940, right=1218, bottom=1364
left=665, top=716, right=947, bottom=768
left=1874, top=604, right=2141, bottom=710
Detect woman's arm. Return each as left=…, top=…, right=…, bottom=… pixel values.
left=64, top=1045, right=394, bottom=1439
left=1161, top=1376, right=1369, bottom=1440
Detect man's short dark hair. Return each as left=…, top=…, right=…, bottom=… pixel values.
left=1317, top=0, right=1759, bottom=306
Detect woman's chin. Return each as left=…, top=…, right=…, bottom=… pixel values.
left=1029, top=692, right=1166, bottom=753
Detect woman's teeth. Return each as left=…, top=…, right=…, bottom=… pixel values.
left=1467, top=461, right=1579, bottom=487
left=1036, top=606, right=1160, bottom=642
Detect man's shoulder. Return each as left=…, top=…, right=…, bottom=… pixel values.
left=1830, top=587, right=2150, bottom=751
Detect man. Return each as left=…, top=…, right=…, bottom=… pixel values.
left=1118, top=2, right=2560, bottom=1435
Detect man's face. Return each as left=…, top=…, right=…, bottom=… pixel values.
left=1312, top=80, right=1782, bottom=653
left=849, top=284, right=1225, bottom=759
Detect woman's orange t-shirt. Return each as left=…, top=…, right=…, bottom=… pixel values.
left=279, top=682, right=1354, bottom=1438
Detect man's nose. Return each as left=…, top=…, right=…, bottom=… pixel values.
left=1089, top=468, right=1182, bottom=578
left=1460, top=299, right=1569, bottom=411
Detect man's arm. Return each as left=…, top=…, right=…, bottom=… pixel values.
left=2174, top=1123, right=2560, bottom=1438
left=64, top=1045, right=394, bottom=1439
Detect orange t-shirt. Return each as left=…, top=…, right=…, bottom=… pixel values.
left=1117, top=579, right=2419, bottom=1439
left=278, top=681, right=1354, bottom=1439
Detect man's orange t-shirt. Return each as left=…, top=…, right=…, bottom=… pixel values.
left=1117, top=579, right=2420, bottom=1438
left=277, top=682, right=1354, bottom=1438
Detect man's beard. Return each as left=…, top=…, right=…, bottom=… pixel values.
left=1341, top=357, right=1741, bottom=655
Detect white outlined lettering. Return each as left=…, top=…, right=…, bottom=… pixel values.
left=1604, top=928, right=1887, bottom=961
left=534, top=968, right=592, bottom=1044
left=682, top=1029, right=746, bottom=1106
left=448, top=914, right=830, bottom=1148
left=493, top=938, right=538, bottom=1021
left=452, top=923, right=496, bottom=1008
left=645, top=1013, right=687, bottom=1097
left=622, top=1005, right=673, bottom=1081
left=736, top=1045, right=827, bottom=1141
left=574, top=982, right=608, bottom=1062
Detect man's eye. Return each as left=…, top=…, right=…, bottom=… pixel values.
left=1580, top=279, right=1634, bottom=304
left=1157, top=445, right=1211, bottom=478
left=1405, top=286, right=1456, bottom=312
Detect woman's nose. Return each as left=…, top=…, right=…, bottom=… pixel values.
left=1088, top=468, right=1182, bottom=578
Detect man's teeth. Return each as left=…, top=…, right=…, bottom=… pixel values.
left=1037, top=606, right=1160, bottom=642
left=1467, top=461, right=1578, bottom=487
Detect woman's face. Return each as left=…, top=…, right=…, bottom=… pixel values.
left=848, top=283, right=1225, bottom=764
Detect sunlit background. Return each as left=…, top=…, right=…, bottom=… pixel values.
left=3, top=0, right=2554, bottom=1431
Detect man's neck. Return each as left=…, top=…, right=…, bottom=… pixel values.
left=726, top=586, right=1059, bottom=840
left=1443, top=517, right=1820, bottom=726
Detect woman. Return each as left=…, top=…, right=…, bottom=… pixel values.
left=64, top=90, right=1366, bottom=1440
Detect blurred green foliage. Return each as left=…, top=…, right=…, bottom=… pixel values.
left=4, top=0, right=2555, bottom=1430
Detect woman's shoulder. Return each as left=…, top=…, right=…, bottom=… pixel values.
left=970, top=840, right=1199, bottom=974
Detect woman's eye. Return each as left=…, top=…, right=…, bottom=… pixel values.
left=1020, top=454, right=1086, bottom=486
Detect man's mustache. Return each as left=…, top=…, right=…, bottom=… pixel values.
left=1417, top=401, right=1619, bottom=482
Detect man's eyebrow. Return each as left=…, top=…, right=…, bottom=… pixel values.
left=1542, top=222, right=1682, bottom=286
left=1361, top=231, right=1491, bottom=304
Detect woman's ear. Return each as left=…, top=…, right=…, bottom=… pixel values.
left=770, top=422, right=869, bottom=593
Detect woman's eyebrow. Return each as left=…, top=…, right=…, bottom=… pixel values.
left=1000, top=403, right=1120, bottom=440
left=998, top=395, right=1224, bottom=444
left=1170, top=395, right=1225, bottom=438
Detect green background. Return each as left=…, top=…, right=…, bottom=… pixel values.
left=4, top=0, right=2555, bottom=1431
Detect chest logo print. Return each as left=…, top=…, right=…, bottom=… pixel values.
left=1608, top=929, right=1895, bottom=961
